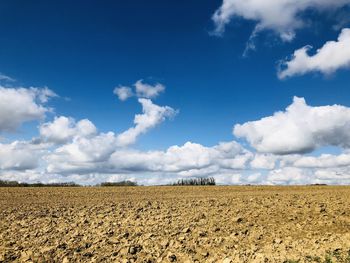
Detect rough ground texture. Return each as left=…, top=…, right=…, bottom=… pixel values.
left=0, top=186, right=350, bottom=263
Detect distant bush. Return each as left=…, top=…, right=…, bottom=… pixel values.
left=99, top=180, right=138, bottom=187
left=172, top=177, right=216, bottom=186
left=0, top=180, right=80, bottom=187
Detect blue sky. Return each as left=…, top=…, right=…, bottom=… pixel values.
left=1, top=0, right=350, bottom=185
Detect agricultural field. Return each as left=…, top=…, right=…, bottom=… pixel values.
left=0, top=186, right=350, bottom=263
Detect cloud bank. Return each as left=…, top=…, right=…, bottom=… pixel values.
left=1, top=84, right=350, bottom=186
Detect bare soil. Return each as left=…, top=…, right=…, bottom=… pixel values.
left=0, top=186, right=349, bottom=262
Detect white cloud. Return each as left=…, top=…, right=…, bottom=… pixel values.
left=43, top=139, right=251, bottom=178
left=0, top=141, right=46, bottom=171
left=278, top=28, right=350, bottom=79
left=3, top=82, right=350, bottom=186
left=0, top=73, right=15, bottom=82
left=45, top=132, right=117, bottom=174
left=250, top=154, right=276, bottom=169
left=116, top=98, right=177, bottom=146
left=234, top=97, right=350, bottom=154
left=266, top=167, right=313, bottom=185
left=135, top=80, right=165, bottom=99
left=293, top=153, right=350, bottom=168
left=113, top=80, right=165, bottom=101
left=113, top=86, right=133, bottom=101
left=212, top=0, right=350, bottom=41
left=109, top=141, right=249, bottom=173
left=0, top=87, right=56, bottom=132
left=40, top=116, right=97, bottom=144
left=43, top=99, right=178, bottom=173
left=36, top=87, right=57, bottom=103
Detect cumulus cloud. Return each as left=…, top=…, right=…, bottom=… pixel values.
left=293, top=153, right=350, bottom=168
left=135, top=80, right=165, bottom=99
left=4, top=82, right=350, bottom=186
left=43, top=98, right=178, bottom=173
left=113, top=86, right=133, bottom=101
left=45, top=132, right=118, bottom=174
left=234, top=97, right=350, bottom=155
left=212, top=0, right=350, bottom=41
left=266, top=167, right=313, bottom=185
left=45, top=139, right=251, bottom=178
left=278, top=28, right=350, bottom=79
left=116, top=98, right=177, bottom=146
left=0, top=87, right=56, bottom=132
left=0, top=141, right=47, bottom=171
left=114, top=80, right=165, bottom=101
left=40, top=116, right=97, bottom=144
left=108, top=141, right=250, bottom=174
left=250, top=154, right=276, bottom=169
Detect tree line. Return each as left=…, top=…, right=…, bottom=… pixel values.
left=0, top=177, right=216, bottom=187
left=172, top=177, right=216, bottom=186
left=0, top=180, right=80, bottom=187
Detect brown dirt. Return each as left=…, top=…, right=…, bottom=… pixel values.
left=0, top=186, right=350, bottom=262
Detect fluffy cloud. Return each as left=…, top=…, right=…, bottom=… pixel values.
left=44, top=98, right=178, bottom=173
left=114, top=80, right=165, bottom=101
left=116, top=98, right=177, bottom=146
left=135, top=80, right=165, bottom=99
left=0, top=87, right=56, bottom=132
left=234, top=97, right=350, bottom=154
left=45, top=139, right=251, bottom=177
left=250, top=154, right=276, bottom=169
left=266, top=167, right=313, bottom=185
left=0, top=141, right=47, bottom=171
left=45, top=132, right=118, bottom=174
left=278, top=28, right=350, bottom=79
left=212, top=0, right=350, bottom=41
left=3, top=82, right=350, bottom=186
left=109, top=141, right=250, bottom=174
left=293, top=153, right=350, bottom=168
left=113, top=86, right=133, bottom=101
left=40, top=116, right=97, bottom=144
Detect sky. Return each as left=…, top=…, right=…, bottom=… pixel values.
left=1, top=0, right=350, bottom=185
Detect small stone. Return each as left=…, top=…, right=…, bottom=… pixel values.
left=274, top=238, right=283, bottom=244
left=168, top=254, right=177, bottom=262
left=129, top=246, right=137, bottom=254
left=234, top=217, right=243, bottom=223
left=160, top=239, right=169, bottom=248
left=129, top=245, right=141, bottom=255
left=182, top=227, right=190, bottom=233
left=198, top=249, right=209, bottom=257
left=198, top=231, right=207, bottom=237
left=223, top=258, right=232, bottom=263
left=320, top=207, right=327, bottom=213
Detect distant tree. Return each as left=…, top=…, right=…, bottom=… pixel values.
left=172, top=177, right=216, bottom=186
left=99, top=180, right=138, bottom=187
